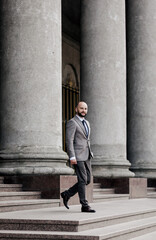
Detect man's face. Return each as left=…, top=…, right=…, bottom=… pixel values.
left=76, top=102, right=88, bottom=118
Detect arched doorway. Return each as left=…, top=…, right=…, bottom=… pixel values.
left=62, top=64, right=79, bottom=150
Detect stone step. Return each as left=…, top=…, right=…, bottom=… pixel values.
left=0, top=191, right=41, bottom=201
left=0, top=199, right=155, bottom=239
left=93, top=183, right=101, bottom=189
left=93, top=188, right=115, bottom=194
left=0, top=199, right=155, bottom=232
left=0, top=184, right=22, bottom=192
left=0, top=216, right=156, bottom=240
left=147, top=187, right=156, bottom=192
left=93, top=193, right=129, bottom=202
left=0, top=199, right=60, bottom=212
left=130, top=231, right=156, bottom=240
left=147, top=192, right=156, bottom=198
left=0, top=177, right=4, bottom=184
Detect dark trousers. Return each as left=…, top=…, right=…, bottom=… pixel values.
left=65, top=159, right=91, bottom=207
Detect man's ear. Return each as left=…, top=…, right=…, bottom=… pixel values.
left=75, top=107, right=77, bottom=113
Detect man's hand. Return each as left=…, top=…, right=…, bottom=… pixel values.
left=70, top=158, right=77, bottom=165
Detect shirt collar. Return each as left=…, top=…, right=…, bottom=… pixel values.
left=76, top=114, right=85, bottom=122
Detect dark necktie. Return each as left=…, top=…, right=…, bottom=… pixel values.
left=82, top=120, right=89, bottom=137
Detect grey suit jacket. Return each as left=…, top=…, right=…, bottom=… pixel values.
left=66, top=115, right=93, bottom=161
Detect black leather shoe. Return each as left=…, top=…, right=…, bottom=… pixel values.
left=61, top=192, right=70, bottom=209
left=81, top=206, right=96, bottom=213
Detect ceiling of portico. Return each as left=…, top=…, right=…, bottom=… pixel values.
left=62, top=0, right=81, bottom=42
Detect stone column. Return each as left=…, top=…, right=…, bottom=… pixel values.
left=81, top=0, right=134, bottom=177
left=127, top=0, right=156, bottom=178
left=0, top=0, right=73, bottom=175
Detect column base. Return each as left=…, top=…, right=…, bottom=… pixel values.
left=0, top=165, right=74, bottom=175
left=92, top=158, right=135, bottom=178
left=0, top=147, right=74, bottom=175
left=130, top=166, right=156, bottom=179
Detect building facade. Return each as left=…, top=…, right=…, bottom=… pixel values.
left=0, top=0, right=156, bottom=183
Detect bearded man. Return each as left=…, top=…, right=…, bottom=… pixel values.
left=61, top=101, right=95, bottom=213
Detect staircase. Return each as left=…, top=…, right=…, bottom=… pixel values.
left=0, top=177, right=155, bottom=239
left=0, top=176, right=60, bottom=212
left=93, top=183, right=129, bottom=202
left=0, top=199, right=156, bottom=239
left=147, top=187, right=156, bottom=198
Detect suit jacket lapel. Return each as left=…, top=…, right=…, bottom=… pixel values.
left=74, top=116, right=88, bottom=138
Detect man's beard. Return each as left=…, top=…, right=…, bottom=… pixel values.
left=77, top=111, right=87, bottom=118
